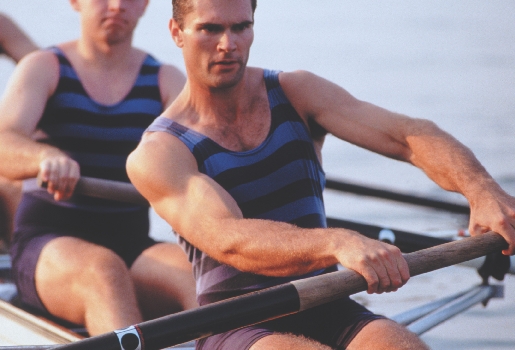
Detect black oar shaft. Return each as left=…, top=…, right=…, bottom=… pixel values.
left=36, top=173, right=458, bottom=254
left=141, top=285, right=299, bottom=350
left=40, top=176, right=470, bottom=213
left=37, top=176, right=148, bottom=206
left=49, top=285, right=300, bottom=350
left=38, top=176, right=458, bottom=254
left=325, top=178, right=470, bottom=214
left=74, top=178, right=148, bottom=206
left=327, top=217, right=451, bottom=253
left=0, top=347, right=54, bottom=350
left=46, top=232, right=506, bottom=350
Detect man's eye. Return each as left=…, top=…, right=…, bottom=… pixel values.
left=232, top=23, right=250, bottom=32
left=202, top=25, right=222, bottom=33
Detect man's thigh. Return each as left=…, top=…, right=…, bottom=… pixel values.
left=250, top=333, right=332, bottom=350
left=347, top=318, right=429, bottom=350
left=35, top=236, right=129, bottom=321
left=197, top=297, right=384, bottom=350
left=130, top=242, right=197, bottom=318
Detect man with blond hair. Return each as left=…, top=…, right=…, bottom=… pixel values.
left=0, top=0, right=197, bottom=335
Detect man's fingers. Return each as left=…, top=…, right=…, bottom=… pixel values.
left=360, top=264, right=380, bottom=294
left=39, top=157, right=80, bottom=200
left=362, top=250, right=409, bottom=294
left=380, top=245, right=410, bottom=289
left=396, top=253, right=411, bottom=284
left=501, top=222, right=515, bottom=255
left=339, top=235, right=411, bottom=294
left=470, top=221, right=515, bottom=256
left=374, top=253, right=395, bottom=294
left=355, top=243, right=410, bottom=294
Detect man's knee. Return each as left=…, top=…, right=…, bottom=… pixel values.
left=251, top=333, right=332, bottom=350
left=348, top=319, right=429, bottom=350
left=38, top=237, right=128, bottom=285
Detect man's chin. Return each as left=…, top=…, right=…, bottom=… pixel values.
left=103, top=28, right=132, bottom=45
left=209, top=70, right=245, bottom=89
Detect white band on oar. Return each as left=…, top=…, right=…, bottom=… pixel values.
left=114, top=326, right=143, bottom=350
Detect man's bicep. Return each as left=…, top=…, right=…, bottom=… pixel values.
left=281, top=71, right=413, bottom=161
left=0, top=51, right=58, bottom=135
left=320, top=101, right=415, bottom=160
left=127, top=133, right=192, bottom=211
left=127, top=133, right=242, bottom=247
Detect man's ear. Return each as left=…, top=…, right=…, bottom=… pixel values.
left=169, top=18, right=184, bottom=48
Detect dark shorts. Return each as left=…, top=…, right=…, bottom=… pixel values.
left=10, top=194, right=157, bottom=312
left=196, top=297, right=386, bottom=350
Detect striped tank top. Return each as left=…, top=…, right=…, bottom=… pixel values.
left=147, top=69, right=336, bottom=305
left=27, top=46, right=163, bottom=211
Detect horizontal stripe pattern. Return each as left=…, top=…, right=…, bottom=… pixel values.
left=44, top=136, right=143, bottom=155
left=35, top=46, right=163, bottom=207
left=47, top=93, right=162, bottom=114
left=148, top=69, right=332, bottom=305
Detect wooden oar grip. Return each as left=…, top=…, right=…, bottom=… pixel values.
left=37, top=175, right=149, bottom=206
left=292, top=231, right=508, bottom=311
left=404, top=231, right=507, bottom=276
left=74, top=177, right=148, bottom=206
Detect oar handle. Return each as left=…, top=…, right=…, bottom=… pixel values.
left=404, top=231, right=507, bottom=276
left=292, top=231, right=507, bottom=310
left=42, top=232, right=507, bottom=350
left=37, top=175, right=149, bottom=206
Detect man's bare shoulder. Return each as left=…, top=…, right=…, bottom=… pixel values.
left=6, top=48, right=60, bottom=95
left=159, top=63, right=186, bottom=80
left=133, top=127, right=196, bottom=172
left=246, top=66, right=264, bottom=77
left=17, top=49, right=59, bottom=71
left=127, top=128, right=198, bottom=199
left=278, top=70, right=358, bottom=119
left=158, top=64, right=186, bottom=107
left=278, top=69, right=320, bottom=89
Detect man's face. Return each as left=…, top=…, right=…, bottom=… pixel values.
left=171, top=0, right=254, bottom=89
left=72, top=0, right=148, bottom=45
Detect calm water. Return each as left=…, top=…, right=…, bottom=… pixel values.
left=1, top=2, right=514, bottom=348
left=1, top=1, right=514, bottom=233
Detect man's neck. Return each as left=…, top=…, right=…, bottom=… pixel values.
left=76, top=35, right=135, bottom=70
left=169, top=68, right=271, bottom=152
left=186, top=69, right=255, bottom=125
left=61, top=36, right=144, bottom=105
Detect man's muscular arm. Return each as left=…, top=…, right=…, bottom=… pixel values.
left=0, top=51, right=79, bottom=200
left=0, top=14, right=37, bottom=63
left=280, top=70, right=515, bottom=255
left=127, top=129, right=409, bottom=294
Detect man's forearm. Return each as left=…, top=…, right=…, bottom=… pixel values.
left=183, top=216, right=342, bottom=277
left=406, top=120, right=495, bottom=199
left=0, top=131, right=62, bottom=180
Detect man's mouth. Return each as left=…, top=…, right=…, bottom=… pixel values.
left=103, top=16, right=126, bottom=26
left=216, top=60, right=238, bottom=66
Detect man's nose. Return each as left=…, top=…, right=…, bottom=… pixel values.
left=218, top=31, right=237, bottom=52
left=108, top=0, right=126, bottom=12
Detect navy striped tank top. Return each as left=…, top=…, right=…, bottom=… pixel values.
left=147, top=69, right=336, bottom=305
left=28, top=47, right=163, bottom=211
